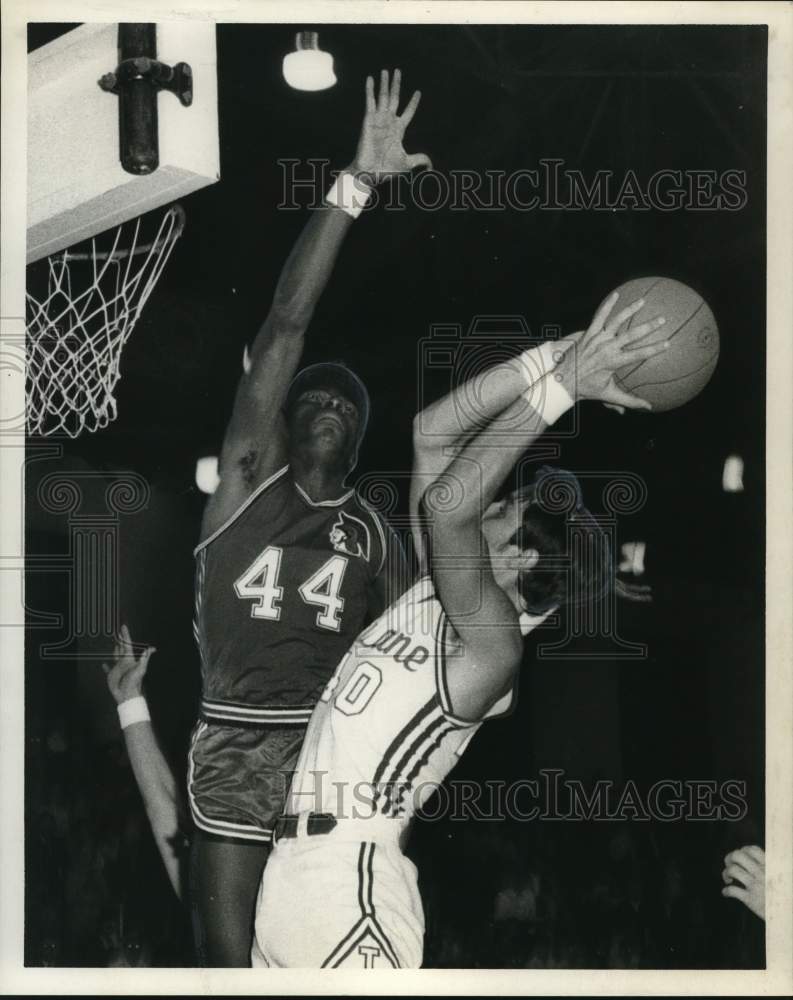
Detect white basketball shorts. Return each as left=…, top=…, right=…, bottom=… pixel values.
left=251, top=832, right=424, bottom=968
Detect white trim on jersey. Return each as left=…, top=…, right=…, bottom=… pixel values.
left=193, top=547, right=209, bottom=674
left=294, top=481, right=356, bottom=508
left=187, top=722, right=274, bottom=843
left=200, top=698, right=313, bottom=726
left=194, top=464, right=290, bottom=555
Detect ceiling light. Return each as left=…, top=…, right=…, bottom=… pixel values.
left=282, top=31, right=336, bottom=92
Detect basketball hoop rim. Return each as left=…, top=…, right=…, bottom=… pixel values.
left=55, top=203, right=186, bottom=263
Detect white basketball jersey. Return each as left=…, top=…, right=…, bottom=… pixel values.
left=286, top=577, right=514, bottom=827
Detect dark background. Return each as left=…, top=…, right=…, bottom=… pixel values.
left=25, top=23, right=765, bottom=967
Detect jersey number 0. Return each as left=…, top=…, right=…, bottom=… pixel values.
left=234, top=545, right=348, bottom=631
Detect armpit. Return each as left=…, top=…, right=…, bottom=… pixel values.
left=239, top=449, right=259, bottom=487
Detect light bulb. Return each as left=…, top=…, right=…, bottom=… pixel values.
left=282, top=31, right=336, bottom=92
left=722, top=454, right=744, bottom=493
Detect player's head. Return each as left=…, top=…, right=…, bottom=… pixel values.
left=481, top=466, right=611, bottom=617
left=284, top=362, right=371, bottom=474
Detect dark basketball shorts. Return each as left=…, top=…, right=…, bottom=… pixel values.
left=187, top=721, right=306, bottom=843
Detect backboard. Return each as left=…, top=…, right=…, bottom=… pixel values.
left=27, top=22, right=220, bottom=263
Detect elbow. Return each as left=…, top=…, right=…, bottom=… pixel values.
left=481, top=674, right=516, bottom=718
left=419, top=469, right=478, bottom=534
left=431, top=498, right=472, bottom=532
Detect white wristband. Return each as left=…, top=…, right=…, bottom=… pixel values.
left=516, top=340, right=566, bottom=388
left=118, top=696, right=150, bottom=730
left=523, top=370, right=575, bottom=426
left=325, top=172, right=372, bottom=219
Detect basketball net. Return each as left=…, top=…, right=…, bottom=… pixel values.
left=25, top=204, right=185, bottom=437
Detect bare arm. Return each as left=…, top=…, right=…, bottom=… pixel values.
left=425, top=295, right=668, bottom=719
left=410, top=334, right=581, bottom=569
left=409, top=291, right=660, bottom=568
left=203, top=69, right=431, bottom=541
left=427, top=388, right=561, bottom=719
left=417, top=340, right=561, bottom=445
left=121, top=721, right=185, bottom=901
left=104, top=627, right=186, bottom=901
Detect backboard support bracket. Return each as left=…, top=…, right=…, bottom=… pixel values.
left=98, top=24, right=194, bottom=176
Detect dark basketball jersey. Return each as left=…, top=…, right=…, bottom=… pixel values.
left=194, top=465, right=392, bottom=726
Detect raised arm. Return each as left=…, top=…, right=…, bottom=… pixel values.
left=410, top=332, right=583, bottom=568
left=104, top=626, right=186, bottom=901
left=409, top=293, right=657, bottom=567
left=202, top=69, right=431, bottom=540
left=425, top=295, right=668, bottom=720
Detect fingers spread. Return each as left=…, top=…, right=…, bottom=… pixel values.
left=365, top=75, right=375, bottom=113
left=118, top=624, right=134, bottom=656
left=618, top=315, right=666, bottom=345
left=138, top=646, right=156, bottom=671
left=399, top=89, right=421, bottom=128
left=621, top=340, right=671, bottom=363
left=604, top=297, right=645, bottom=337
left=588, top=291, right=619, bottom=337
left=406, top=151, right=432, bottom=172
left=377, top=68, right=389, bottom=111
left=388, top=67, right=401, bottom=112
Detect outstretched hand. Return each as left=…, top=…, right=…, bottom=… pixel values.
left=722, top=845, right=766, bottom=920
left=102, top=624, right=156, bottom=705
left=557, top=293, right=669, bottom=412
left=350, top=68, right=432, bottom=184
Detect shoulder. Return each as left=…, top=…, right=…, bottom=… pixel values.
left=349, top=492, right=395, bottom=575
left=197, top=463, right=291, bottom=551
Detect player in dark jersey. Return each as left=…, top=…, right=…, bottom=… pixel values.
left=189, top=68, right=429, bottom=965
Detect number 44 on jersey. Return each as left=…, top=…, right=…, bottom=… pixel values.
left=234, top=545, right=348, bottom=632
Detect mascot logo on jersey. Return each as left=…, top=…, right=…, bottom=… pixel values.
left=329, top=511, right=371, bottom=561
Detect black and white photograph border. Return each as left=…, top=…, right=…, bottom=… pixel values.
left=1, top=0, right=792, bottom=995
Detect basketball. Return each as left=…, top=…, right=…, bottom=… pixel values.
left=604, top=277, right=719, bottom=412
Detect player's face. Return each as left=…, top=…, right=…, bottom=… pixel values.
left=290, top=387, right=360, bottom=461
left=481, top=488, right=535, bottom=554
left=481, top=489, right=540, bottom=603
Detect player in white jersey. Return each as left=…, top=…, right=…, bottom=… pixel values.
left=251, top=291, right=669, bottom=967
